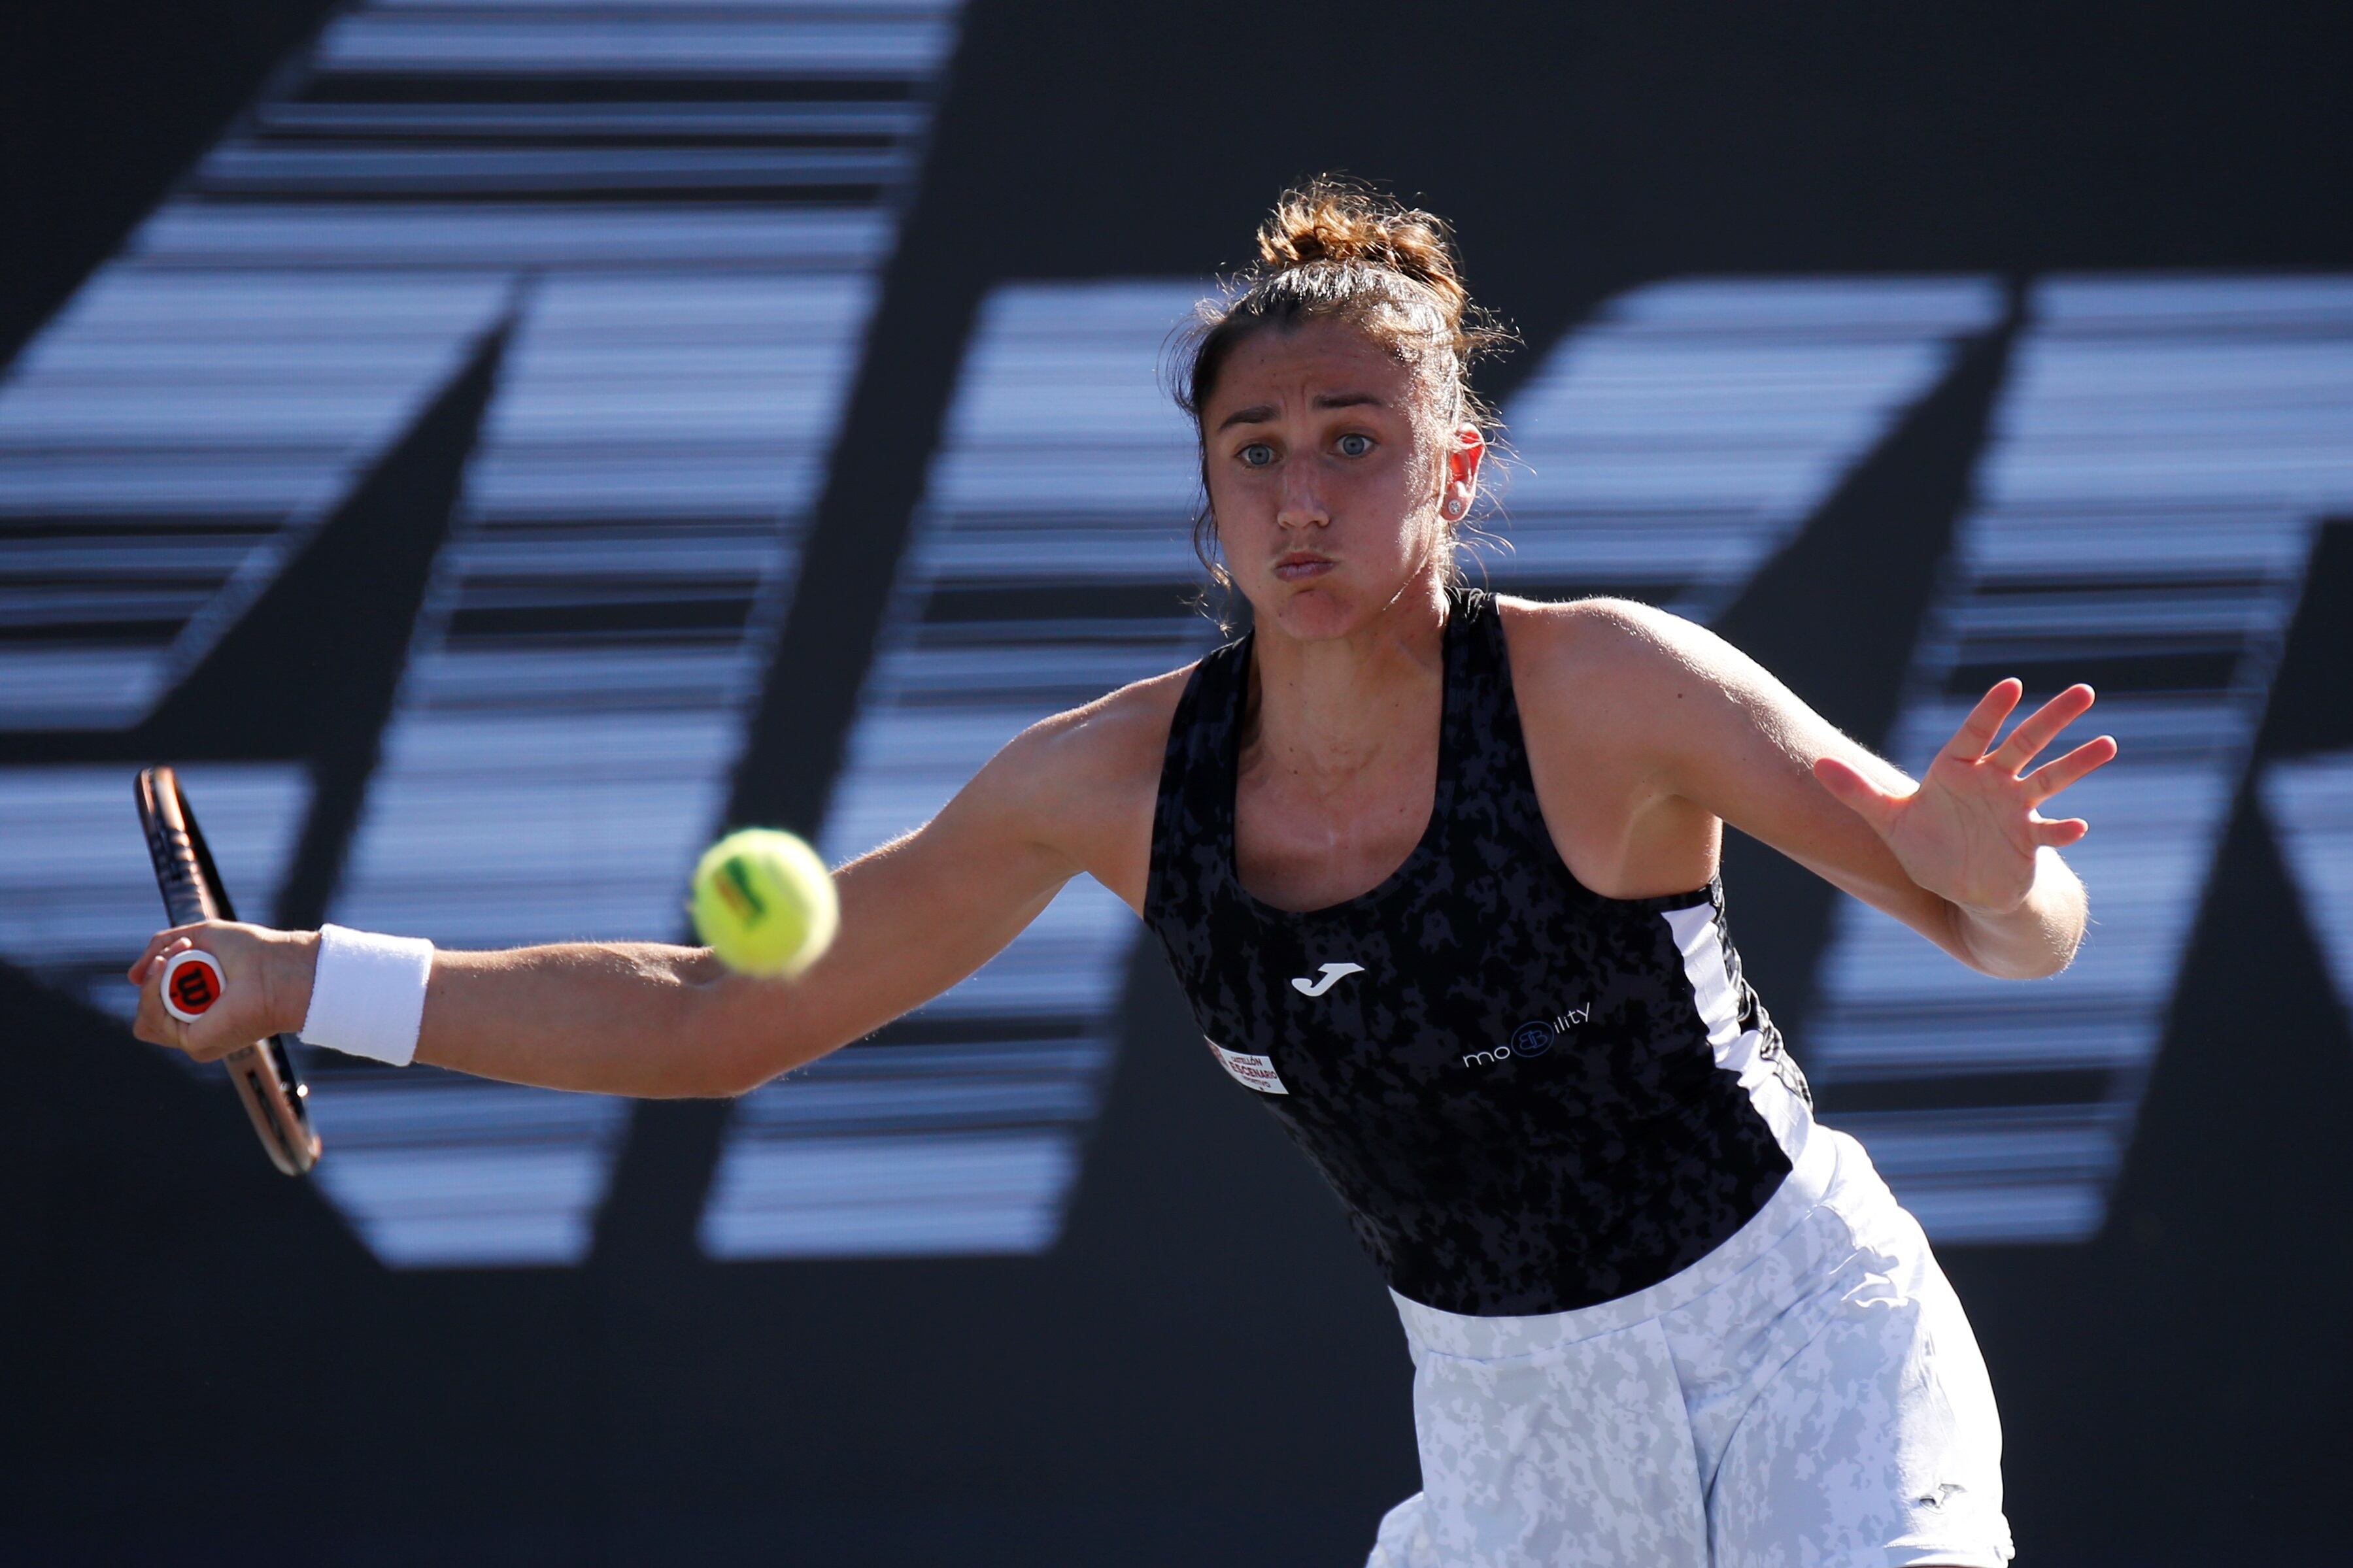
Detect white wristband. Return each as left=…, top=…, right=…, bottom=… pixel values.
left=298, top=924, right=435, bottom=1067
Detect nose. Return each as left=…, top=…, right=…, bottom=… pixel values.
left=1276, top=466, right=1329, bottom=531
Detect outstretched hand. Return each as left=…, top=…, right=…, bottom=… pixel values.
left=1813, top=679, right=2118, bottom=916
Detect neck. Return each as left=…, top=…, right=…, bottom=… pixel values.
left=1244, top=572, right=1450, bottom=780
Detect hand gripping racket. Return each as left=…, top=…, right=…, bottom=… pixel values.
left=135, top=766, right=321, bottom=1176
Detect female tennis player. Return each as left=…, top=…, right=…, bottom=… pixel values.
left=133, top=182, right=2113, bottom=1567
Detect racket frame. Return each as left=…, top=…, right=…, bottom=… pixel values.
left=135, top=765, right=322, bottom=1176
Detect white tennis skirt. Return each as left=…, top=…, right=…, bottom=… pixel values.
left=1366, top=1124, right=2014, bottom=1568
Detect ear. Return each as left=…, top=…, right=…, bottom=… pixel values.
left=1440, top=423, right=1485, bottom=520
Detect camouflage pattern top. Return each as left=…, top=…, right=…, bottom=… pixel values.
left=1143, top=588, right=1817, bottom=1316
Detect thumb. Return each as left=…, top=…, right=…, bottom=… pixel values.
left=1813, top=755, right=1903, bottom=837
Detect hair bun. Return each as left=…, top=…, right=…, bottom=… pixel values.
left=1255, top=178, right=1468, bottom=322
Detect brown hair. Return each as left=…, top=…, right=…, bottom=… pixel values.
left=1174, top=177, right=1512, bottom=597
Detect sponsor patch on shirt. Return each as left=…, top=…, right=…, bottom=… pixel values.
left=1206, top=1038, right=1289, bottom=1095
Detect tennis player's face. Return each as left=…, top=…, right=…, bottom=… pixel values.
left=1203, top=320, right=1477, bottom=641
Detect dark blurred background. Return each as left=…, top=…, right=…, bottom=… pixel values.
left=4, top=1, right=2351, bottom=1561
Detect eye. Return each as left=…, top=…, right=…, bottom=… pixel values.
left=1336, top=432, right=1374, bottom=458
left=1238, top=442, right=1276, bottom=468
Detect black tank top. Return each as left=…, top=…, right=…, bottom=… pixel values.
left=1143, top=588, right=1816, bottom=1316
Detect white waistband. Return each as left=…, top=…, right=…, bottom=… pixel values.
left=1391, top=1117, right=1840, bottom=1361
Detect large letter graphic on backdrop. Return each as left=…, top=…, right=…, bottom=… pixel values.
left=1806, top=276, right=2353, bottom=1243
left=0, top=0, right=970, bottom=1267
left=1489, top=276, right=2005, bottom=611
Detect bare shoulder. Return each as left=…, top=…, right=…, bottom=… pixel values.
left=972, top=660, right=1196, bottom=907
left=1497, top=593, right=1722, bottom=683
left=998, top=663, right=1188, bottom=792
left=1492, top=594, right=1820, bottom=895
left=1498, top=590, right=1864, bottom=797
left=1496, top=595, right=1751, bottom=739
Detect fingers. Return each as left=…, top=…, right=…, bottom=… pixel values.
left=126, top=925, right=250, bottom=1061
left=2029, top=813, right=2090, bottom=848
left=2023, top=733, right=2119, bottom=805
left=1989, top=683, right=2098, bottom=773
left=130, top=948, right=192, bottom=1053
left=134, top=960, right=245, bottom=1061
left=127, top=922, right=207, bottom=986
left=1942, top=678, right=2023, bottom=761
left=1813, top=754, right=1902, bottom=835
left=139, top=933, right=197, bottom=994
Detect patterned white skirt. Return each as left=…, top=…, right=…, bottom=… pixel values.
left=1367, top=1124, right=2013, bottom=1568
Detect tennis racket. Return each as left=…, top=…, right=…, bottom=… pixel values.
left=135, top=765, right=322, bottom=1176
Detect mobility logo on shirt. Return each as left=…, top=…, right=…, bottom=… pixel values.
left=1463, top=1005, right=1590, bottom=1069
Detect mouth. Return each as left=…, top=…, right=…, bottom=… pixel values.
left=1272, top=551, right=1334, bottom=582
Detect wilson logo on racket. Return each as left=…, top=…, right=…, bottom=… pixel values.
left=161, top=950, right=224, bottom=1022
left=717, top=857, right=770, bottom=926
left=173, top=967, right=218, bottom=1012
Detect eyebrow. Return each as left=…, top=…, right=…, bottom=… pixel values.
left=1213, top=392, right=1388, bottom=433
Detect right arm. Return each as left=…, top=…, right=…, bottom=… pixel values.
left=127, top=675, right=1180, bottom=1097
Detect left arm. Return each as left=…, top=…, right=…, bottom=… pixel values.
left=1542, top=600, right=2116, bottom=980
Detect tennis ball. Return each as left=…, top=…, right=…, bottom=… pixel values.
left=689, top=828, right=839, bottom=978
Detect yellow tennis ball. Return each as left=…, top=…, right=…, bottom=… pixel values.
left=689, top=828, right=839, bottom=978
